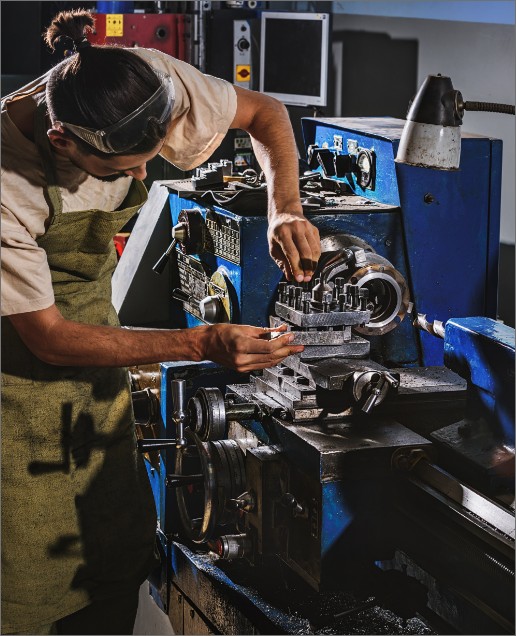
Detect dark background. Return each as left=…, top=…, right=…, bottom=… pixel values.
left=2, top=0, right=512, bottom=326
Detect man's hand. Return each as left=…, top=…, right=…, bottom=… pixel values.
left=268, top=211, right=321, bottom=282
left=201, top=322, right=304, bottom=372
left=8, top=305, right=303, bottom=371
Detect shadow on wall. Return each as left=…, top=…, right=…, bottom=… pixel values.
left=333, top=30, right=418, bottom=118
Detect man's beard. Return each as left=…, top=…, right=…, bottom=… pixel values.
left=92, top=172, right=129, bottom=183
left=67, top=156, right=130, bottom=183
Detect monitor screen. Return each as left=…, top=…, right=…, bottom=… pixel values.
left=259, top=12, right=329, bottom=108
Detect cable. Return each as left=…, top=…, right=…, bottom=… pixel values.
left=464, top=101, right=515, bottom=115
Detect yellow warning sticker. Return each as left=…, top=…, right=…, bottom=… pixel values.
left=236, top=65, right=251, bottom=82
left=106, top=14, right=124, bottom=37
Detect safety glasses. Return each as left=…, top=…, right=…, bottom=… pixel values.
left=56, top=71, right=175, bottom=154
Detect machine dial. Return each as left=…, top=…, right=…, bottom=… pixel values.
left=356, top=149, right=375, bottom=189
left=178, top=208, right=206, bottom=254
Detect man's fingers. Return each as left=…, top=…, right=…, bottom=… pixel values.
left=270, top=218, right=321, bottom=283
left=306, top=225, right=321, bottom=266
left=276, top=234, right=304, bottom=283
left=236, top=344, right=304, bottom=372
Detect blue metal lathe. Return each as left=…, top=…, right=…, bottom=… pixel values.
left=114, top=117, right=514, bottom=635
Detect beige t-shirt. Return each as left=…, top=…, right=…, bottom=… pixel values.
left=1, top=48, right=237, bottom=316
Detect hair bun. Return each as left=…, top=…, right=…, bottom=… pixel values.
left=44, top=9, right=95, bottom=52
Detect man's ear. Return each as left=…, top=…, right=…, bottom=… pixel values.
left=47, top=126, right=76, bottom=153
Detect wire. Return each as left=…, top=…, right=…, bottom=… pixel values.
left=464, top=101, right=515, bottom=115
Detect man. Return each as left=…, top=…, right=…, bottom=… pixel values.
left=1, top=8, right=320, bottom=634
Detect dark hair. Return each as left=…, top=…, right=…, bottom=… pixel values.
left=44, top=9, right=169, bottom=157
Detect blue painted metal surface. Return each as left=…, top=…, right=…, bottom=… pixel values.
left=168, top=195, right=421, bottom=366
left=143, top=456, right=163, bottom=525
left=320, top=481, right=354, bottom=557
left=302, top=117, right=503, bottom=365
left=444, top=317, right=515, bottom=445
left=167, top=118, right=502, bottom=366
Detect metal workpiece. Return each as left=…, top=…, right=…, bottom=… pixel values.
left=269, top=316, right=353, bottom=345
left=296, top=339, right=370, bottom=360
left=275, top=302, right=371, bottom=328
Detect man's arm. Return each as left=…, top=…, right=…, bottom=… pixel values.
left=8, top=304, right=303, bottom=373
left=230, top=86, right=321, bottom=283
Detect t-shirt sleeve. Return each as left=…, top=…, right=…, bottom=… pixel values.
left=133, top=49, right=238, bottom=171
left=1, top=202, right=55, bottom=316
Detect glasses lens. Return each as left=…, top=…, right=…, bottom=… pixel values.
left=105, top=78, right=174, bottom=152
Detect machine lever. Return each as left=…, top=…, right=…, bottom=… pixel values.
left=172, top=379, right=188, bottom=449
left=152, top=238, right=178, bottom=275
left=152, top=221, right=188, bottom=275
left=171, top=288, right=194, bottom=303
left=362, top=377, right=386, bottom=414
left=166, top=473, right=204, bottom=488
left=281, top=493, right=308, bottom=519
left=137, top=438, right=178, bottom=452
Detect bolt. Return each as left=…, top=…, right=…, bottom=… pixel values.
left=424, top=193, right=435, bottom=204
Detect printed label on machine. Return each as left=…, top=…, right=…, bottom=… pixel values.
left=205, top=211, right=241, bottom=264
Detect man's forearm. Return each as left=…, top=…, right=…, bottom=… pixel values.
left=8, top=305, right=304, bottom=373
left=242, top=95, right=304, bottom=218
left=14, top=313, right=208, bottom=367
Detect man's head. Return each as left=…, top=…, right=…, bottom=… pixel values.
left=44, top=9, right=174, bottom=180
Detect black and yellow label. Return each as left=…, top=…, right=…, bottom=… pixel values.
left=235, top=65, right=251, bottom=82
left=106, top=14, right=124, bottom=37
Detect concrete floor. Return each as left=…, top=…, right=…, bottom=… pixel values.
left=133, top=582, right=175, bottom=635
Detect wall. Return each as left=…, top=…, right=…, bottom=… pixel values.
left=332, top=11, right=515, bottom=325
left=332, top=13, right=515, bottom=245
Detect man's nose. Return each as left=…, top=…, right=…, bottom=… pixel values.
left=124, top=164, right=147, bottom=180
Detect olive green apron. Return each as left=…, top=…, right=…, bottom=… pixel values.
left=1, top=103, right=158, bottom=634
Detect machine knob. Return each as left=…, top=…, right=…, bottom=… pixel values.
left=199, top=295, right=224, bottom=324
left=213, top=534, right=252, bottom=560
left=171, top=288, right=193, bottom=304
left=152, top=222, right=188, bottom=275
left=237, top=37, right=250, bottom=51
left=281, top=493, right=308, bottom=518
left=227, top=490, right=255, bottom=513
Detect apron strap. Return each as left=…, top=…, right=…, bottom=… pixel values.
left=34, top=101, right=63, bottom=222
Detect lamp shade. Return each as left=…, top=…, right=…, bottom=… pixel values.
left=396, top=74, right=463, bottom=170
